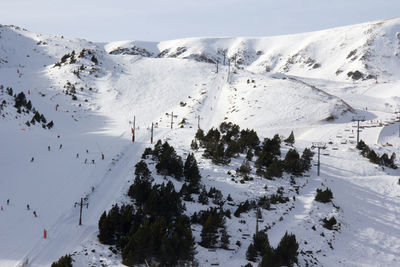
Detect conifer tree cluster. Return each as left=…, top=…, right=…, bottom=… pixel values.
left=256, top=136, right=313, bottom=179
left=269, top=187, right=290, bottom=204
left=191, top=208, right=229, bottom=249
left=246, top=231, right=299, bottom=267
left=148, top=140, right=184, bottom=179
left=234, top=200, right=255, bottom=217
left=315, top=188, right=333, bottom=203
left=98, top=160, right=195, bottom=266
left=143, top=141, right=202, bottom=198
left=357, top=140, right=397, bottom=169
left=322, top=216, right=338, bottom=230
left=194, top=122, right=260, bottom=165
left=7, top=89, right=54, bottom=129
left=194, top=123, right=313, bottom=180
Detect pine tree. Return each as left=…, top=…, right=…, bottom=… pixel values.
left=134, top=160, right=152, bottom=181
left=253, top=231, right=271, bottom=255
left=190, top=139, right=199, bottom=150
left=195, top=129, right=205, bottom=144
left=98, top=211, right=114, bottom=244
left=284, top=131, right=295, bottom=145
left=274, top=232, right=299, bottom=266
left=315, top=188, right=333, bottom=203
left=184, top=153, right=201, bottom=193
left=51, top=254, right=73, bottom=267
left=265, top=159, right=283, bottom=179
left=367, top=150, right=379, bottom=164
left=220, top=228, right=230, bottom=249
left=200, top=214, right=219, bottom=248
left=14, top=92, right=27, bottom=109
left=212, top=142, right=230, bottom=165
left=283, top=149, right=303, bottom=175
left=246, top=243, right=258, bottom=262
left=198, top=187, right=209, bottom=205
left=237, top=159, right=251, bottom=175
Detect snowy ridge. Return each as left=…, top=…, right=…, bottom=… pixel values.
left=0, top=18, right=400, bottom=267
left=106, top=18, right=400, bottom=82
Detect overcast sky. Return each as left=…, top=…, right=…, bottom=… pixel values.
left=1, top=0, right=399, bottom=42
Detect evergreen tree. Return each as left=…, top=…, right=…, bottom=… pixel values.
left=246, top=149, right=254, bottom=161
left=134, top=160, right=153, bottom=182
left=367, top=150, right=380, bottom=164
left=98, top=211, right=114, bottom=244
left=283, top=149, right=303, bottom=176
left=200, top=213, right=219, bottom=248
left=220, top=228, right=230, bottom=249
left=154, top=141, right=183, bottom=179
left=225, top=140, right=241, bottom=158
left=274, top=232, right=299, bottom=266
left=300, top=148, right=313, bottom=171
left=195, top=128, right=205, bottom=143
left=246, top=243, right=258, bottom=262
left=184, top=153, right=201, bottom=193
left=46, top=120, right=54, bottom=129
left=253, top=231, right=271, bottom=256
left=212, top=142, right=230, bottom=165
left=284, top=131, right=295, bottom=145
left=315, top=188, right=333, bottom=203
left=51, top=254, right=73, bottom=267
left=190, top=139, right=199, bottom=150
left=14, top=92, right=27, bottom=109
left=26, top=100, right=32, bottom=110
left=265, top=159, right=283, bottom=179
left=212, top=190, right=224, bottom=206
left=322, top=216, right=338, bottom=230
left=237, top=159, right=251, bottom=175
left=198, top=187, right=209, bottom=205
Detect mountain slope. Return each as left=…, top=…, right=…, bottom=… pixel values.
left=0, top=18, right=399, bottom=267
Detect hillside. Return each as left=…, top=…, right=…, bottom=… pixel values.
left=0, top=18, right=400, bottom=267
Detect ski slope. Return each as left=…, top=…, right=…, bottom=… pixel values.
left=0, top=18, right=400, bottom=266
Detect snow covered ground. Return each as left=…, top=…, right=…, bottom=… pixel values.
left=0, top=18, right=400, bottom=266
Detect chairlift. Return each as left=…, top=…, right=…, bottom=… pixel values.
left=332, top=147, right=339, bottom=150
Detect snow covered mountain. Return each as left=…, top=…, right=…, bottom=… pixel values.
left=1, top=18, right=400, bottom=267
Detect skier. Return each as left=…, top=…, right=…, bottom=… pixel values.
left=59, top=144, right=62, bottom=149
left=30, top=157, right=34, bottom=162
left=33, top=211, right=37, bottom=217
left=91, top=159, right=95, bottom=164
left=48, top=146, right=50, bottom=151
left=27, top=204, right=30, bottom=210
left=76, top=153, right=79, bottom=158
left=86, top=149, right=89, bottom=153
left=6, top=199, right=9, bottom=205
left=84, top=158, right=87, bottom=164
